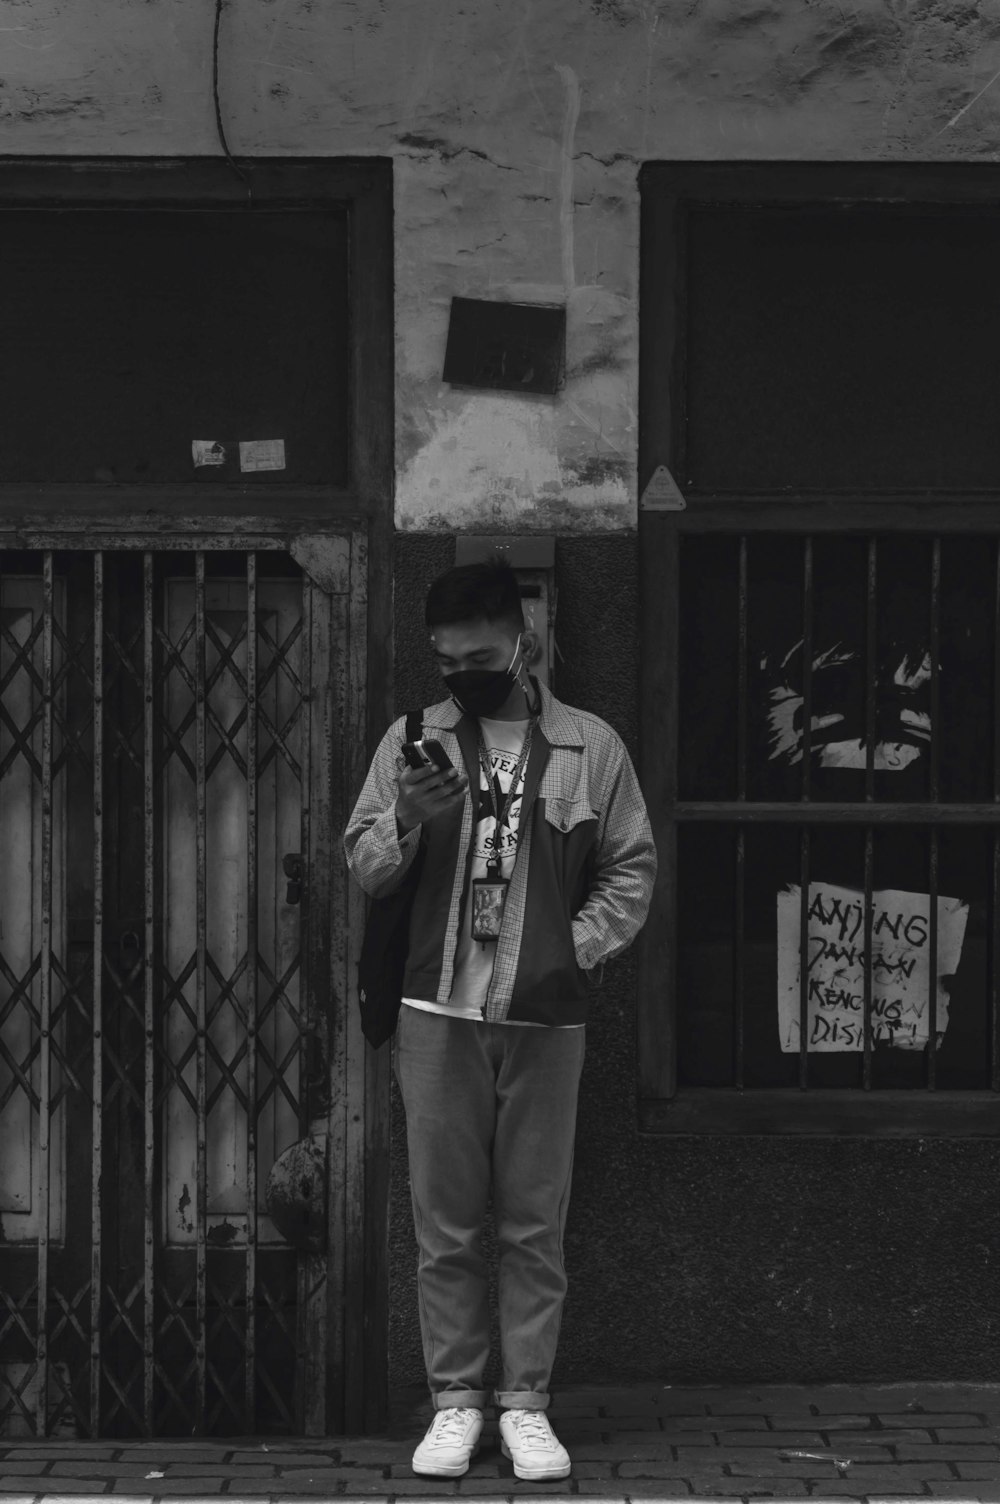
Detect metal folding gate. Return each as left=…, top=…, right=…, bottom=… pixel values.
left=0, top=540, right=367, bottom=1437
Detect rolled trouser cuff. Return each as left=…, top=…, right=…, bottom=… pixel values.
left=495, top=1389, right=550, bottom=1411
left=433, top=1388, right=489, bottom=1411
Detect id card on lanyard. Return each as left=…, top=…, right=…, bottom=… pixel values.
left=471, top=721, right=535, bottom=943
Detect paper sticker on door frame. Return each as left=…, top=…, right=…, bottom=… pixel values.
left=239, top=439, right=286, bottom=473
left=192, top=440, right=229, bottom=468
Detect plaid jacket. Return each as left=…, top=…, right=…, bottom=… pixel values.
left=343, top=681, right=657, bottom=1026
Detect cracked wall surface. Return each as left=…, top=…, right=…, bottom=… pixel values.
left=2, top=0, right=999, bottom=524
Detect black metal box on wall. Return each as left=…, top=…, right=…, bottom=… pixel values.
left=454, top=535, right=556, bottom=688
left=443, top=298, right=566, bottom=395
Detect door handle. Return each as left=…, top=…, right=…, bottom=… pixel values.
left=282, top=853, right=303, bottom=905
left=118, top=929, right=142, bottom=980
left=119, top=930, right=141, bottom=960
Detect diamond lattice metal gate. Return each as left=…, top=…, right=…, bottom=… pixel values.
left=0, top=542, right=361, bottom=1437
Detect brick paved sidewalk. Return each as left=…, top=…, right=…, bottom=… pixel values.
left=1, top=1384, right=999, bottom=1504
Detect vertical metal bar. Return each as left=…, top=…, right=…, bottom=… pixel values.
left=638, top=518, right=678, bottom=1103
left=244, top=554, right=258, bottom=1431
left=298, top=568, right=313, bottom=1139
left=308, top=574, right=341, bottom=1434
left=798, top=537, right=815, bottom=1089
left=798, top=827, right=810, bottom=1089
left=89, top=554, right=104, bottom=1437
left=736, top=536, right=748, bottom=802
left=928, top=828, right=939, bottom=1090
left=993, top=537, right=1000, bottom=1092
left=862, top=827, right=875, bottom=1091
left=733, top=828, right=745, bottom=1090
left=296, top=571, right=314, bottom=1433
left=993, top=830, right=1000, bottom=1094
left=143, top=554, right=156, bottom=1435
left=194, top=553, right=208, bottom=1432
left=801, top=537, right=814, bottom=802
left=865, top=537, right=877, bottom=804
left=36, top=551, right=54, bottom=1435
left=862, top=538, right=877, bottom=1089
left=347, top=523, right=387, bottom=1435
left=929, top=538, right=941, bottom=806
left=734, top=537, right=747, bottom=1088
left=927, top=539, right=941, bottom=1090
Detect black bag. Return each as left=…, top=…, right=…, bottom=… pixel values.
left=357, top=709, right=424, bottom=1048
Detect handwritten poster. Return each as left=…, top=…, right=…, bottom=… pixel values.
left=777, top=881, right=968, bottom=1052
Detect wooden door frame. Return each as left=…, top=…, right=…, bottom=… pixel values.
left=0, top=157, right=394, bottom=1433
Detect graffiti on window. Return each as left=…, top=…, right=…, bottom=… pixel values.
left=764, top=634, right=932, bottom=773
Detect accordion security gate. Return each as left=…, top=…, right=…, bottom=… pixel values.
left=0, top=543, right=357, bottom=1436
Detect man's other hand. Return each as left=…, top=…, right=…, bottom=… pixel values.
left=395, top=764, right=468, bottom=835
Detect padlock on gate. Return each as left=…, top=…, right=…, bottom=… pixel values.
left=282, top=852, right=303, bottom=905
left=264, top=1136, right=327, bottom=1253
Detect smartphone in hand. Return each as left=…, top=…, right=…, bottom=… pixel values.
left=401, top=738, right=454, bottom=773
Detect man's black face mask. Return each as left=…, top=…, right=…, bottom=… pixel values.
left=445, top=639, right=521, bottom=718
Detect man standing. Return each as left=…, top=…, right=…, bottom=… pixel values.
left=344, top=560, right=656, bottom=1481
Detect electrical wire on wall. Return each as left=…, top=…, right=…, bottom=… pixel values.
left=213, top=0, right=253, bottom=205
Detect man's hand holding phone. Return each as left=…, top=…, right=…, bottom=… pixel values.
left=396, top=740, right=467, bottom=834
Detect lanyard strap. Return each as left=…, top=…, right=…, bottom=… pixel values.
left=476, top=720, right=535, bottom=878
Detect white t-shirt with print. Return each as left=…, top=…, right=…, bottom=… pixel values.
left=404, top=717, right=528, bottom=1022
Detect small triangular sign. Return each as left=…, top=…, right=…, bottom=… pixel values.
left=640, top=463, right=686, bottom=511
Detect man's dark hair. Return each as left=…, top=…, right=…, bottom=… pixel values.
left=425, top=558, right=524, bottom=635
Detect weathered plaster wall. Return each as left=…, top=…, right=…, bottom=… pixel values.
left=3, top=0, right=1000, bottom=529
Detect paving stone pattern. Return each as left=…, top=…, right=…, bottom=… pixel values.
left=0, top=1386, right=998, bottom=1504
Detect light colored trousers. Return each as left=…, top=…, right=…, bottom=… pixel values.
left=394, top=1005, right=586, bottom=1412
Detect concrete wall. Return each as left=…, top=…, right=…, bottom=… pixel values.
left=3, top=0, right=1000, bottom=531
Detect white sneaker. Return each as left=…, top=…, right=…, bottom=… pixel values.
left=412, top=1406, right=484, bottom=1477
left=499, top=1408, right=572, bottom=1480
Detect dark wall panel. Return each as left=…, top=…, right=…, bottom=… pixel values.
left=388, top=532, right=1000, bottom=1387
left=0, top=210, right=349, bottom=484
left=685, top=208, right=1000, bottom=492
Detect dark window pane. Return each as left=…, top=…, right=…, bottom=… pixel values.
left=752, top=535, right=935, bottom=804
left=686, top=208, right=1000, bottom=491
left=938, top=537, right=996, bottom=803
left=678, top=535, right=739, bottom=800
left=0, top=210, right=349, bottom=484
left=678, top=822, right=990, bottom=1090
left=677, top=822, right=738, bottom=1086
left=680, top=534, right=989, bottom=804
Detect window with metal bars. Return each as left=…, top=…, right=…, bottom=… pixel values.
left=637, top=163, right=1000, bottom=1135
